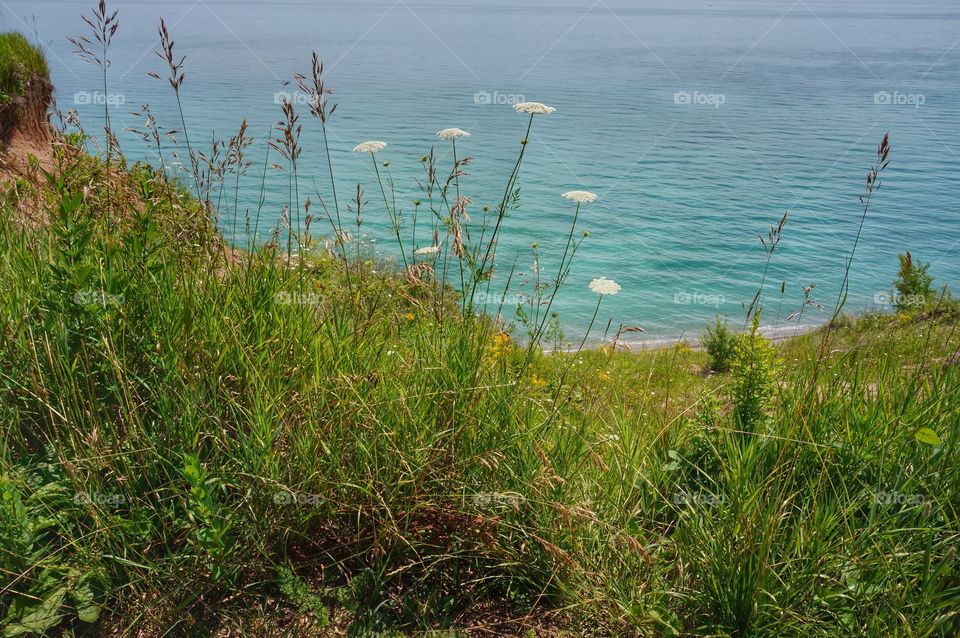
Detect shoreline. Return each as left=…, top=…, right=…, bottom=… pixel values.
left=550, top=320, right=825, bottom=354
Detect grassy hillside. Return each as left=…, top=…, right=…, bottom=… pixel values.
left=0, top=33, right=49, bottom=104
left=0, top=32, right=52, bottom=153
left=1, top=14, right=959, bottom=638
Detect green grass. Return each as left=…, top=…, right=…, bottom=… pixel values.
left=0, top=21, right=958, bottom=636
left=1, top=137, right=958, bottom=636
left=0, top=33, right=48, bottom=103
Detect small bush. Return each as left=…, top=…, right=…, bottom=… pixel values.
left=731, top=313, right=782, bottom=431
left=702, top=317, right=738, bottom=372
left=893, top=251, right=934, bottom=312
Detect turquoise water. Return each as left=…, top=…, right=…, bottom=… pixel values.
left=6, top=0, right=959, bottom=342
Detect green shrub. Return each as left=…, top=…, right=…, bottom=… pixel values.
left=0, top=471, right=109, bottom=635
left=893, top=251, right=934, bottom=312
left=276, top=565, right=331, bottom=627
left=730, top=313, right=782, bottom=431
left=702, top=317, right=738, bottom=372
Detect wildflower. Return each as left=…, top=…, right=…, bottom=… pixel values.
left=514, top=102, right=556, bottom=115
left=530, top=374, right=547, bottom=390
left=415, top=245, right=441, bottom=256
left=562, top=190, right=598, bottom=204
left=436, top=128, right=470, bottom=140
left=487, top=332, right=513, bottom=359
left=404, top=312, right=415, bottom=320
left=589, top=277, right=621, bottom=296
left=352, top=141, right=386, bottom=153
left=599, top=371, right=610, bottom=381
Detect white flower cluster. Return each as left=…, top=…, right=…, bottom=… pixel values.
left=589, top=277, right=621, bottom=296
left=561, top=190, right=598, bottom=204
left=436, top=128, right=470, bottom=140
left=513, top=101, right=556, bottom=115
left=352, top=141, right=386, bottom=153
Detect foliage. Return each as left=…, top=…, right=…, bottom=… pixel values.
left=3, top=150, right=958, bottom=635
left=0, top=18, right=958, bottom=637
left=893, top=251, right=936, bottom=312
left=276, top=565, right=331, bottom=627
left=0, top=471, right=108, bottom=635
left=730, top=313, right=782, bottom=431
left=702, top=316, right=739, bottom=372
left=0, top=33, right=49, bottom=103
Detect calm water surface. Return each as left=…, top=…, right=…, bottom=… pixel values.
left=4, top=0, right=958, bottom=342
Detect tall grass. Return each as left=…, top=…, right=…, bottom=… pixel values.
left=0, top=33, right=48, bottom=103
left=0, top=7, right=958, bottom=637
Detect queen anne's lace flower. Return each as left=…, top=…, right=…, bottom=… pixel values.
left=352, top=141, right=386, bottom=153
left=415, top=245, right=441, bottom=256
left=589, top=277, right=621, bottom=296
left=562, top=190, right=598, bottom=204
left=436, top=128, right=470, bottom=140
left=513, top=102, right=556, bottom=115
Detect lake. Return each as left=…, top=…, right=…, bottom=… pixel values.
left=5, top=0, right=958, bottom=342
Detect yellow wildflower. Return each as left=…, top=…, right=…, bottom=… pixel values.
left=486, top=332, right=513, bottom=359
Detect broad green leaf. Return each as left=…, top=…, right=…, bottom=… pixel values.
left=74, top=264, right=96, bottom=287
left=70, top=574, right=102, bottom=624
left=915, top=428, right=942, bottom=446
left=4, top=585, right=67, bottom=636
